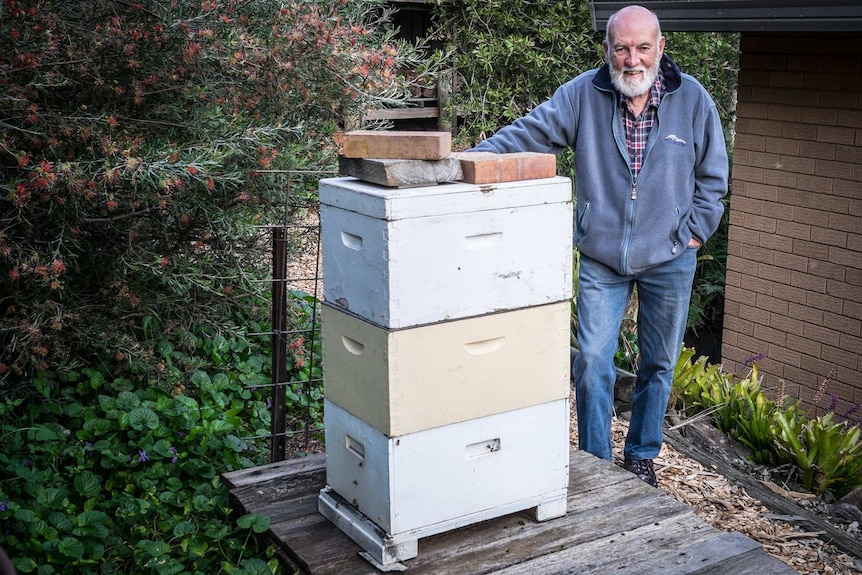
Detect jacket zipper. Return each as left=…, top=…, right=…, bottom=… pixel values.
left=622, top=177, right=637, bottom=273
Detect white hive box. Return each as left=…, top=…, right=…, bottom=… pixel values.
left=322, top=300, right=571, bottom=437
left=318, top=398, right=570, bottom=564
left=319, top=176, right=573, bottom=329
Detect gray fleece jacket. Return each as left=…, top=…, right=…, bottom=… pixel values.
left=471, top=55, right=729, bottom=275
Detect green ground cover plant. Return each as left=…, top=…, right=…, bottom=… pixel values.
left=0, top=320, right=280, bottom=574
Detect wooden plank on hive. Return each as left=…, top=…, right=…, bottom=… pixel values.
left=338, top=156, right=462, bottom=187
left=363, top=107, right=440, bottom=121
left=341, top=130, right=451, bottom=160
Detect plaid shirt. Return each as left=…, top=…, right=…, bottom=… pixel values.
left=619, top=71, right=665, bottom=179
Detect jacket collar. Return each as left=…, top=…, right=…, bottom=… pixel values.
left=592, top=54, right=682, bottom=94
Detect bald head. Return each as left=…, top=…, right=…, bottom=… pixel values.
left=605, top=5, right=662, bottom=46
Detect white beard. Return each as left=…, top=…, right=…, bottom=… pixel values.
left=610, top=59, right=660, bottom=99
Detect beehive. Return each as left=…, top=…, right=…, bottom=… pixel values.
left=322, top=301, right=571, bottom=437
left=320, top=176, right=573, bottom=329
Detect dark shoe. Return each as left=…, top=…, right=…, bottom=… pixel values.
left=623, top=458, right=658, bottom=487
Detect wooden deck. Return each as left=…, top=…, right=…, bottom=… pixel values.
left=223, top=449, right=798, bottom=574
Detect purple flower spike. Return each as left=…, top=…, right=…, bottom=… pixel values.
left=138, top=449, right=149, bottom=463
left=743, top=352, right=766, bottom=367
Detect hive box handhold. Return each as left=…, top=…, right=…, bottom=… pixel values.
left=341, top=130, right=452, bottom=160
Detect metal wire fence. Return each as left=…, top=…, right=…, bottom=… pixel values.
left=249, top=169, right=335, bottom=462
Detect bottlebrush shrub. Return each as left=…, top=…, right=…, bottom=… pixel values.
left=0, top=0, right=429, bottom=389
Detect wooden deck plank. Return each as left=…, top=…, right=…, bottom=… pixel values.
left=224, top=449, right=799, bottom=575
left=223, top=453, right=325, bottom=489
left=277, top=483, right=682, bottom=575
left=489, top=522, right=795, bottom=575
left=392, top=493, right=693, bottom=575
left=685, top=548, right=798, bottom=575
left=248, top=491, right=322, bottom=526
left=230, top=469, right=324, bottom=508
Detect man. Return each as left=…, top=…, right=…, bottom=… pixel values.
left=470, top=5, right=728, bottom=487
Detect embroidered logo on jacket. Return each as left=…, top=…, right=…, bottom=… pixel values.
left=665, top=134, right=687, bottom=145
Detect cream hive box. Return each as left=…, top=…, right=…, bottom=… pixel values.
left=321, top=300, right=571, bottom=437
left=318, top=397, right=570, bottom=565
left=319, top=176, right=573, bottom=329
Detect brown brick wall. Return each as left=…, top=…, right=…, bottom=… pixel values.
left=722, top=33, right=862, bottom=416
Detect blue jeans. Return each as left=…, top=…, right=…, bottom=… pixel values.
left=573, top=250, right=697, bottom=461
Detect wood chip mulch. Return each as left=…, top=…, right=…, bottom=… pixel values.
left=570, top=411, right=862, bottom=575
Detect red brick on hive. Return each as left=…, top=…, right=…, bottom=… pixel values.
left=455, top=152, right=556, bottom=184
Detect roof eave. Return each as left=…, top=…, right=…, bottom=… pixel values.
left=589, top=1, right=862, bottom=33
